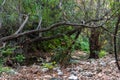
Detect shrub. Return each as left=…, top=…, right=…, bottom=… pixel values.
left=99, top=50, right=107, bottom=58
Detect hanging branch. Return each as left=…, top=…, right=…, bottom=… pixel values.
left=14, top=14, right=29, bottom=34
left=113, top=15, right=120, bottom=70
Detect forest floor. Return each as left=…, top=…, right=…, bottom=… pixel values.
left=0, top=51, right=120, bottom=80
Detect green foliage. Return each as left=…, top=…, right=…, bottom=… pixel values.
left=14, top=54, right=25, bottom=63
left=0, top=45, right=25, bottom=65
left=0, top=66, right=11, bottom=74
left=42, top=61, right=56, bottom=69
left=52, top=46, right=71, bottom=65
left=52, top=47, right=66, bottom=62
left=99, top=50, right=107, bottom=58
left=73, top=35, right=89, bottom=53
left=0, top=47, right=16, bottom=57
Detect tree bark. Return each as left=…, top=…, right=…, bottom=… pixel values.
left=89, top=28, right=101, bottom=58
left=89, top=0, right=101, bottom=58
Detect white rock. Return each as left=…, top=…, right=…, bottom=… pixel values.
left=99, top=62, right=106, bottom=66
left=81, top=72, right=93, bottom=77
left=76, top=66, right=83, bottom=72
left=53, top=67, right=60, bottom=71
left=57, top=69, right=61, bottom=72
left=57, top=71, right=63, bottom=76
left=42, top=68, right=49, bottom=72
left=53, top=68, right=57, bottom=71
left=68, top=74, right=78, bottom=80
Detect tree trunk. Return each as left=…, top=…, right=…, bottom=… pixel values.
left=89, top=28, right=101, bottom=58
left=89, top=0, right=101, bottom=59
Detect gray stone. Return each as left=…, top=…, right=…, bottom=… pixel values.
left=42, top=68, right=49, bottom=72
left=57, top=71, right=63, bottom=76
left=68, top=74, right=78, bottom=80
left=81, top=72, right=93, bottom=77
left=99, top=62, right=106, bottom=67
left=50, top=78, right=62, bottom=80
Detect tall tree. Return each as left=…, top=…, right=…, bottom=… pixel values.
left=89, top=0, right=101, bottom=58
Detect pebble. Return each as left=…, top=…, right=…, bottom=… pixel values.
left=99, top=62, right=106, bottom=67
left=76, top=66, right=83, bottom=72
left=50, top=78, right=62, bottom=80
left=53, top=67, right=60, bottom=71
left=57, top=71, right=63, bottom=76
left=71, top=71, right=77, bottom=76
left=9, top=69, right=18, bottom=75
left=81, top=72, right=93, bottom=77
left=42, top=68, right=49, bottom=72
left=68, top=74, right=78, bottom=80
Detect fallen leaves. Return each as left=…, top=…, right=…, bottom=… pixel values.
left=0, top=53, right=120, bottom=80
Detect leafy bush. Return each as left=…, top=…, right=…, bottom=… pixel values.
left=0, top=47, right=16, bottom=57
left=0, top=66, right=11, bottom=74
left=99, top=50, right=107, bottom=58
left=73, top=35, right=90, bottom=53
left=14, top=54, right=25, bottom=63
left=42, top=61, right=56, bottom=69
left=0, top=46, right=25, bottom=65
left=52, top=46, right=67, bottom=63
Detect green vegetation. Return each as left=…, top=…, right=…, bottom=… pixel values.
left=14, top=54, right=25, bottom=63
left=0, top=46, right=25, bottom=65
left=0, top=66, right=11, bottom=74
left=42, top=61, right=57, bottom=69
left=0, top=0, right=120, bottom=69
left=99, top=50, right=107, bottom=58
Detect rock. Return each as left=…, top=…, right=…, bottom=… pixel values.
left=68, top=74, right=78, bottom=80
left=42, top=68, right=49, bottom=72
left=53, top=67, right=60, bottom=71
left=81, top=61, right=90, bottom=65
left=57, top=69, right=61, bottom=72
left=8, top=69, right=18, bottom=75
left=99, top=62, right=106, bottom=67
left=57, top=71, right=63, bottom=76
left=76, top=66, right=83, bottom=72
left=81, top=72, right=93, bottom=77
left=66, top=68, right=72, bottom=72
left=71, top=71, right=77, bottom=76
left=90, top=59, right=97, bottom=65
left=50, top=78, right=62, bottom=80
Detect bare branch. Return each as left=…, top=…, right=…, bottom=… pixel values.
left=0, top=21, right=102, bottom=42
left=25, top=27, right=80, bottom=44
left=36, top=17, right=42, bottom=30
left=14, top=14, right=29, bottom=34
left=36, top=17, right=42, bottom=37
left=1, top=0, right=6, bottom=6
